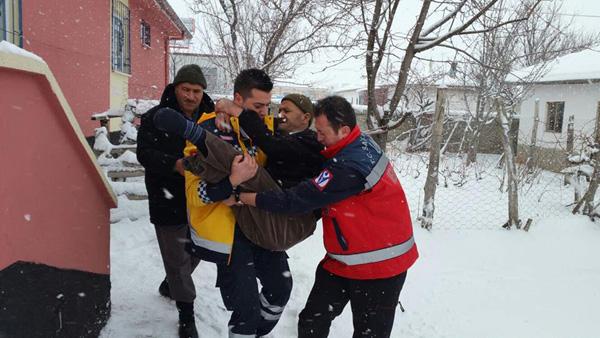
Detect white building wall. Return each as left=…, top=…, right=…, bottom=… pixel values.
left=518, top=83, right=600, bottom=148
left=334, top=89, right=362, bottom=105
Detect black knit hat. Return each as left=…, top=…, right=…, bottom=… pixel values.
left=282, top=94, right=313, bottom=116
left=173, top=64, right=207, bottom=89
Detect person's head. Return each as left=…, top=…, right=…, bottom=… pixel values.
left=278, top=94, right=314, bottom=133
left=313, top=96, right=357, bottom=147
left=173, top=64, right=207, bottom=116
left=233, top=68, right=273, bottom=118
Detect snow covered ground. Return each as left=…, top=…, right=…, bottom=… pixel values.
left=100, top=153, right=600, bottom=338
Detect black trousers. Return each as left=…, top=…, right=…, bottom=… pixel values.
left=217, top=227, right=293, bottom=337
left=298, top=263, right=407, bottom=338
left=154, top=224, right=200, bottom=303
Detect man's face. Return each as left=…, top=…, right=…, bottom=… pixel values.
left=278, top=100, right=310, bottom=133
left=314, top=114, right=350, bottom=147
left=234, top=89, right=271, bottom=118
left=175, top=82, right=204, bottom=116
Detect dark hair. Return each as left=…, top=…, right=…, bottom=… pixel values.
left=314, top=96, right=356, bottom=131
left=233, top=68, right=273, bottom=99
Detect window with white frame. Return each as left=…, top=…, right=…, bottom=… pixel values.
left=140, top=20, right=150, bottom=47
left=112, top=0, right=130, bottom=74
left=546, top=101, right=564, bottom=133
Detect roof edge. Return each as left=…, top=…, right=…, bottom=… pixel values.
left=154, top=0, right=192, bottom=39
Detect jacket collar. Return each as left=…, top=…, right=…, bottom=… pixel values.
left=321, top=125, right=361, bottom=159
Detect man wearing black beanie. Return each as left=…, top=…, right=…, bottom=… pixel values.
left=137, top=64, right=212, bottom=338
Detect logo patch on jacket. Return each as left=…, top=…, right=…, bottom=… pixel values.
left=312, top=169, right=333, bottom=191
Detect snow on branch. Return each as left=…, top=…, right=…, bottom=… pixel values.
left=420, top=0, right=467, bottom=38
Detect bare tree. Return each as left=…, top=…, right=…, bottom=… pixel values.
left=355, top=0, right=547, bottom=151
left=189, top=0, right=356, bottom=79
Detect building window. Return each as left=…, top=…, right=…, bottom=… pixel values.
left=140, top=20, right=150, bottom=47
left=112, top=0, right=130, bottom=74
left=1, top=0, right=22, bottom=47
left=546, top=101, right=564, bottom=133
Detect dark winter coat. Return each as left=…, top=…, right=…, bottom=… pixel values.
left=237, top=110, right=325, bottom=189
left=137, top=84, right=214, bottom=226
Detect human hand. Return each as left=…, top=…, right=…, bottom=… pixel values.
left=222, top=195, right=237, bottom=207
left=215, top=98, right=243, bottom=117
left=174, top=159, right=185, bottom=176
left=229, top=153, right=258, bottom=186
left=215, top=112, right=232, bottom=132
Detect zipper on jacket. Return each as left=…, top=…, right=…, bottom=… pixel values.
left=331, top=218, right=349, bottom=251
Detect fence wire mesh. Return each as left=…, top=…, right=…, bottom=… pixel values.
left=387, top=142, right=573, bottom=230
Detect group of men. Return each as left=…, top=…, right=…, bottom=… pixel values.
left=137, top=64, right=419, bottom=338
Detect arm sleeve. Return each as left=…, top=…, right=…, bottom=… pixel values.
left=238, top=110, right=322, bottom=165
left=185, top=171, right=234, bottom=206
left=202, top=176, right=234, bottom=202
left=137, top=117, right=179, bottom=175
left=255, top=164, right=365, bottom=214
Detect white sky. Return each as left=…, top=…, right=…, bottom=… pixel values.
left=166, top=0, right=600, bottom=90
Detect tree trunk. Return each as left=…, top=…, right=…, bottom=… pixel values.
left=573, top=161, right=600, bottom=215
left=421, top=88, right=446, bottom=230
left=371, top=131, right=389, bottom=152
left=566, top=115, right=575, bottom=153
left=527, top=99, right=539, bottom=171
left=496, top=100, right=520, bottom=229
left=466, top=95, right=485, bottom=165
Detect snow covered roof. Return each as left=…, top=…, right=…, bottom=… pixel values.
left=506, top=48, right=600, bottom=84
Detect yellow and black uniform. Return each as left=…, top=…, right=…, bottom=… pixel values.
left=183, top=112, right=292, bottom=337
left=184, top=112, right=269, bottom=263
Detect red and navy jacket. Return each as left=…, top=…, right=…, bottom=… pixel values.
left=256, top=126, right=418, bottom=280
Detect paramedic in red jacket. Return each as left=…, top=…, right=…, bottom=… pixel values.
left=236, top=95, right=419, bottom=338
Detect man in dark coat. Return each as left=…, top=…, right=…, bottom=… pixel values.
left=234, top=93, right=324, bottom=189
left=136, top=64, right=213, bottom=338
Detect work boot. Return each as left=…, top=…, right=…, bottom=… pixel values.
left=177, top=301, right=198, bottom=338
left=178, top=319, right=198, bottom=338
left=158, top=278, right=172, bottom=299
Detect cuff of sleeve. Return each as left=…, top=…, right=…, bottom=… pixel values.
left=198, top=181, right=213, bottom=204
left=255, top=192, right=268, bottom=210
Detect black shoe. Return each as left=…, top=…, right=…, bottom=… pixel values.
left=178, top=318, right=198, bottom=338
left=158, top=278, right=172, bottom=299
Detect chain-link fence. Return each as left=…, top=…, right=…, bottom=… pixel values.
left=387, top=142, right=574, bottom=231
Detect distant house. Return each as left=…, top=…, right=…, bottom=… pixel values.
left=510, top=48, right=600, bottom=145
left=272, top=79, right=329, bottom=102
left=334, top=86, right=365, bottom=105
left=170, top=52, right=232, bottom=95
left=357, top=76, right=478, bottom=116
left=0, top=0, right=191, bottom=136
left=507, top=48, right=600, bottom=169
left=0, top=42, right=117, bottom=337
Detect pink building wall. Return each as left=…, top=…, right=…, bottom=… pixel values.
left=129, top=0, right=183, bottom=100
left=21, top=0, right=111, bottom=137
left=0, top=68, right=115, bottom=275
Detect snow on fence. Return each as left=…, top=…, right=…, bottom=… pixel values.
left=388, top=144, right=571, bottom=230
